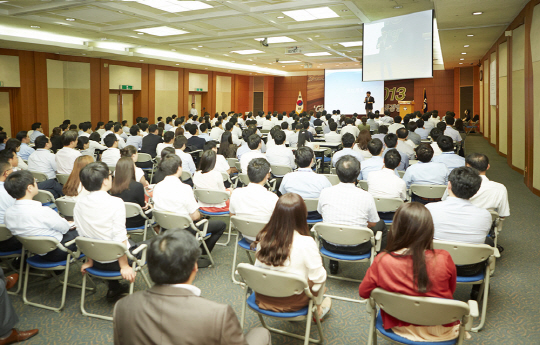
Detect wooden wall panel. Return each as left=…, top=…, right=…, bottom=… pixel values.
left=16, top=51, right=37, bottom=134
left=33, top=52, right=49, bottom=134
left=234, top=75, right=250, bottom=114
left=274, top=76, right=308, bottom=113
left=413, top=70, right=455, bottom=117
left=263, top=76, right=274, bottom=112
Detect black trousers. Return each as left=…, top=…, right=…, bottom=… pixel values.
left=0, top=267, right=19, bottom=337
left=456, top=236, right=494, bottom=277
left=322, top=219, right=388, bottom=255
left=37, top=179, right=64, bottom=199
left=0, top=237, right=22, bottom=252
left=40, top=230, right=79, bottom=262
left=164, top=220, right=226, bottom=254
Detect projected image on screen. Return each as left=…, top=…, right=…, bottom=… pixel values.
left=324, top=69, right=384, bottom=115
left=363, top=10, right=433, bottom=81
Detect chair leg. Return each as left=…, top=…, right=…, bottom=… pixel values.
left=140, top=270, right=152, bottom=288
left=231, top=238, right=241, bottom=285
left=472, top=278, right=490, bottom=332
left=216, top=217, right=235, bottom=246
left=200, top=240, right=215, bottom=267
left=80, top=275, right=114, bottom=321
left=7, top=252, right=25, bottom=295
left=240, top=289, right=248, bottom=330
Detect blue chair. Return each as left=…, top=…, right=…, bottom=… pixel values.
left=76, top=237, right=151, bottom=321
left=16, top=235, right=87, bottom=312
left=193, top=189, right=232, bottom=246
left=0, top=225, right=24, bottom=295
left=229, top=216, right=267, bottom=285
left=237, top=263, right=324, bottom=345
left=433, top=240, right=499, bottom=332
left=366, top=288, right=479, bottom=345
left=303, top=198, right=323, bottom=224
left=313, top=223, right=382, bottom=303
left=124, top=202, right=154, bottom=241
left=373, top=197, right=403, bottom=226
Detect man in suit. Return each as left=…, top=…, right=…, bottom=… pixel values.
left=140, top=124, right=163, bottom=158
left=113, top=230, right=271, bottom=345
left=186, top=125, right=206, bottom=150
left=364, top=91, right=375, bottom=113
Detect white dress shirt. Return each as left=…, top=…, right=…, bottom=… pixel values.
left=115, top=134, right=127, bottom=149
left=340, top=124, right=360, bottom=139
left=28, top=149, right=57, bottom=179
left=468, top=175, right=510, bottom=217
left=229, top=183, right=278, bottom=223
left=431, top=152, right=465, bottom=173
left=367, top=168, right=407, bottom=200
left=426, top=197, right=492, bottom=244
left=265, top=145, right=295, bottom=172
left=175, top=149, right=196, bottom=175
left=214, top=154, right=230, bottom=174
left=388, top=123, right=405, bottom=134
left=153, top=176, right=199, bottom=217
left=5, top=200, right=70, bottom=242
left=317, top=183, right=380, bottom=228
left=0, top=182, right=15, bottom=224
left=262, top=120, right=274, bottom=130
left=101, top=130, right=113, bottom=144
left=444, top=126, right=462, bottom=142
left=324, top=131, right=341, bottom=143
left=240, top=150, right=266, bottom=174
left=352, top=145, right=372, bottom=159
left=396, top=140, right=416, bottom=160
left=402, top=161, right=449, bottom=189
left=55, top=147, right=82, bottom=174
left=101, top=148, right=121, bottom=167
left=431, top=142, right=442, bottom=156
left=210, top=127, right=224, bottom=141
left=156, top=143, right=173, bottom=157
left=331, top=148, right=364, bottom=167
left=193, top=170, right=228, bottom=208
left=279, top=168, right=332, bottom=199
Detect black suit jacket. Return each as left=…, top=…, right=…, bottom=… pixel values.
left=314, top=119, right=323, bottom=126
left=364, top=96, right=375, bottom=110
left=187, top=136, right=206, bottom=150
left=141, top=133, right=163, bottom=157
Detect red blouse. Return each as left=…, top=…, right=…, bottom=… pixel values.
left=359, top=249, right=457, bottom=329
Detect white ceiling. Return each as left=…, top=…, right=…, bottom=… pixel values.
left=0, top=0, right=530, bottom=75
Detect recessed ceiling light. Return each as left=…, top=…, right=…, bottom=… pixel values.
left=280, top=60, right=301, bottom=63
left=231, top=49, right=264, bottom=55
left=118, top=11, right=123, bottom=14
left=81, top=53, right=86, bottom=56
left=394, top=5, right=403, bottom=9
left=139, top=60, right=144, bottom=62
left=205, top=67, right=208, bottom=69
left=283, top=6, right=339, bottom=22
left=346, top=50, right=352, bottom=52
left=171, top=49, right=176, bottom=51
left=30, top=25, right=40, bottom=28
left=205, top=55, right=209, bottom=57
left=472, top=11, right=483, bottom=15
left=65, top=18, right=75, bottom=21
left=192, top=48, right=199, bottom=50
left=459, top=63, right=463, bottom=64
left=464, top=45, right=470, bottom=47
left=304, top=52, right=332, bottom=56
left=135, top=26, right=189, bottom=36
left=254, top=36, right=296, bottom=44
left=55, top=22, right=71, bottom=26
left=282, top=66, right=285, bottom=67
left=460, top=58, right=465, bottom=60
left=339, top=41, right=363, bottom=47
left=277, top=16, right=284, bottom=19
left=137, top=32, right=144, bottom=35
left=461, top=52, right=467, bottom=55
left=176, top=63, right=179, bottom=65
left=252, top=64, right=256, bottom=65
left=198, top=45, right=203, bottom=47
left=467, top=34, right=474, bottom=37
left=136, top=0, right=212, bottom=13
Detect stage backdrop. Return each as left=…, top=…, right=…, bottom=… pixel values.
left=384, top=79, right=414, bottom=116
left=307, top=74, right=325, bottom=113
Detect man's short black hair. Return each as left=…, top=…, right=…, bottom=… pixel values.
left=34, top=135, right=49, bottom=149
left=437, top=135, right=454, bottom=152
left=114, top=124, right=122, bottom=133
left=394, top=115, right=402, bottom=123
left=173, top=135, right=187, bottom=150
left=80, top=162, right=109, bottom=192
left=31, top=122, right=41, bottom=131
left=281, top=122, right=288, bottom=130
left=383, top=149, right=401, bottom=170
left=0, top=149, right=16, bottom=163
left=163, top=131, right=175, bottom=143
left=203, top=140, right=218, bottom=151
left=378, top=125, right=388, bottom=134
left=341, top=133, right=355, bottom=148
left=295, top=146, right=314, bottom=168
left=335, top=155, right=361, bottom=184
left=104, top=123, right=114, bottom=131
left=149, top=124, right=158, bottom=133
left=445, top=115, right=455, bottom=125
left=4, top=170, right=34, bottom=199
left=466, top=153, right=489, bottom=172
left=367, top=91, right=371, bottom=94
left=188, top=125, right=198, bottom=136
left=147, top=231, right=201, bottom=285
left=384, top=133, right=398, bottom=148
left=160, top=153, right=182, bottom=176
left=367, top=139, right=384, bottom=156
left=129, top=125, right=140, bottom=136
left=174, top=118, right=183, bottom=126
left=15, top=131, right=28, bottom=142
left=247, top=158, right=270, bottom=183
left=139, top=122, right=149, bottom=131
left=408, top=121, right=417, bottom=131
left=329, top=122, right=338, bottom=131
left=415, top=143, right=434, bottom=163
left=273, top=130, right=286, bottom=145
left=62, top=130, right=78, bottom=146
left=247, top=134, right=261, bottom=150
left=448, top=166, right=482, bottom=199
left=199, top=123, right=207, bottom=133
left=396, top=128, right=408, bottom=139
left=104, top=133, right=118, bottom=148
left=416, top=119, right=424, bottom=128
left=430, top=128, right=442, bottom=141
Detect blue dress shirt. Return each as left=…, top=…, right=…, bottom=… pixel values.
left=359, top=156, right=400, bottom=181
left=431, top=152, right=465, bottom=173
left=415, top=128, right=430, bottom=139
left=29, top=131, right=45, bottom=144
left=382, top=148, right=409, bottom=171
left=402, top=161, right=449, bottom=188
left=331, top=148, right=364, bottom=167
left=279, top=168, right=332, bottom=198
left=126, top=135, right=143, bottom=150
left=17, top=143, right=35, bottom=161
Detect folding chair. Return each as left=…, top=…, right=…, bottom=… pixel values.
left=397, top=170, right=405, bottom=178
left=30, top=171, right=48, bottom=183
left=433, top=240, right=499, bottom=332
left=235, top=173, right=250, bottom=188
left=56, top=173, right=70, bottom=185
left=313, top=223, right=381, bottom=303
left=193, top=189, right=232, bottom=246
left=260, top=129, right=270, bottom=134
left=0, top=225, right=24, bottom=294
left=55, top=197, right=76, bottom=218
left=221, top=171, right=234, bottom=186
left=33, top=189, right=57, bottom=211
left=488, top=210, right=504, bottom=248
left=76, top=237, right=151, bottom=321
left=235, top=161, right=242, bottom=173
left=16, top=236, right=87, bottom=312
left=108, top=165, right=115, bottom=174
left=322, top=174, right=340, bottom=186
left=230, top=216, right=266, bottom=285
left=303, top=198, right=322, bottom=224
left=153, top=210, right=215, bottom=267
left=366, top=288, right=479, bottom=345
left=237, top=263, right=324, bottom=345
left=137, top=152, right=156, bottom=183
left=409, top=184, right=447, bottom=201
left=373, top=197, right=403, bottom=226
left=181, top=170, right=192, bottom=182
left=358, top=180, right=369, bottom=191
left=227, top=157, right=239, bottom=168
left=124, top=202, right=154, bottom=241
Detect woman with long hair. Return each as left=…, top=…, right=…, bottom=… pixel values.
left=62, top=155, right=94, bottom=200
left=119, top=145, right=149, bottom=187
left=110, top=156, right=150, bottom=228
left=95, top=121, right=105, bottom=136
left=218, top=131, right=237, bottom=159
left=152, top=147, right=175, bottom=184
left=353, top=129, right=372, bottom=158
left=359, top=203, right=459, bottom=342
left=174, top=126, right=184, bottom=137
left=50, top=127, right=63, bottom=153
left=193, top=150, right=231, bottom=212
left=297, top=129, right=320, bottom=150
left=77, top=136, right=94, bottom=158
left=253, top=193, right=331, bottom=319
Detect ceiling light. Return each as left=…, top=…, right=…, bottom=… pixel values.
left=55, top=22, right=71, bottom=26
left=460, top=58, right=465, bottom=60
left=171, top=49, right=176, bottom=51
left=252, top=64, right=256, bottom=65
left=198, top=45, right=203, bottom=47
left=205, top=55, right=209, bottom=57
left=65, top=18, right=75, bottom=21
left=254, top=36, right=296, bottom=44
left=175, top=63, right=179, bottom=65
left=280, top=60, right=301, bottom=63
left=467, top=34, right=474, bottom=37
left=304, top=52, right=331, bottom=56
left=339, top=41, right=363, bottom=47
left=223, top=54, right=229, bottom=56
left=283, top=6, right=339, bottom=22
left=135, top=26, right=189, bottom=36
left=205, top=67, right=208, bottom=69
left=93, top=41, right=134, bottom=51
left=0, top=25, right=85, bottom=46
left=464, top=45, right=470, bottom=47
left=139, top=60, right=144, bottom=62
left=231, top=60, right=235, bottom=62
left=137, top=32, right=144, bottom=35
left=461, top=52, right=467, bottom=55
left=394, top=6, right=403, bottom=9
left=282, top=66, right=285, bottom=67
left=459, top=63, right=463, bottom=64
left=472, top=11, right=483, bottom=15
left=30, top=26, right=40, bottom=28
left=192, top=48, right=199, bottom=50
left=81, top=53, right=86, bottom=56
left=134, top=0, right=212, bottom=13
left=230, top=49, right=264, bottom=55
left=277, top=16, right=284, bottom=19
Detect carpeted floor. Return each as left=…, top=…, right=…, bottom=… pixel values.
left=4, top=134, right=540, bottom=344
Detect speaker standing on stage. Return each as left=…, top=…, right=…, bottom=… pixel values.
left=364, top=91, right=375, bottom=112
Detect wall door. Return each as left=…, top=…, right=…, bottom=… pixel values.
left=188, top=93, right=202, bottom=116
left=460, top=86, right=474, bottom=118
left=253, top=92, right=264, bottom=115
left=0, top=91, right=12, bottom=137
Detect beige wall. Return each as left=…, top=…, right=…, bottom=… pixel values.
left=109, top=94, right=118, bottom=123
left=531, top=4, right=540, bottom=189
left=122, top=94, right=133, bottom=123
left=189, top=73, right=208, bottom=91
left=511, top=25, right=526, bottom=170
left=490, top=52, right=497, bottom=144
left=483, top=60, right=489, bottom=135
left=499, top=42, right=508, bottom=155
left=215, top=75, right=232, bottom=113
left=0, top=55, right=20, bottom=87
left=109, top=65, right=142, bottom=90
left=0, top=92, right=11, bottom=137
left=47, top=59, right=65, bottom=129
left=155, top=69, right=178, bottom=119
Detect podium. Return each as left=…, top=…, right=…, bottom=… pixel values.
left=398, top=101, right=414, bottom=118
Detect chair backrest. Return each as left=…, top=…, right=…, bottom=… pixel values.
left=330, top=167, right=336, bottom=174
left=30, top=171, right=48, bottom=183
left=488, top=210, right=499, bottom=224
left=260, top=129, right=270, bottom=134
left=236, top=263, right=309, bottom=298
left=323, top=174, right=340, bottom=186
left=56, top=173, right=70, bottom=185
left=358, top=180, right=368, bottom=191
left=124, top=202, right=146, bottom=219
left=237, top=173, right=250, bottom=185
left=227, top=158, right=239, bottom=168
left=230, top=216, right=267, bottom=239
left=0, top=224, right=13, bottom=241
left=270, top=165, right=292, bottom=176
left=55, top=197, right=77, bottom=217
left=108, top=165, right=116, bottom=173
left=235, top=161, right=242, bottom=172
left=374, top=197, right=403, bottom=213
left=221, top=172, right=231, bottom=183
left=137, top=153, right=153, bottom=163
left=181, top=171, right=192, bottom=181
left=33, top=190, right=55, bottom=204
left=397, top=170, right=405, bottom=178
left=303, top=198, right=319, bottom=212
left=410, top=184, right=447, bottom=199
left=370, top=288, right=470, bottom=326
left=193, top=189, right=230, bottom=204
left=433, top=240, right=494, bottom=266
left=75, top=237, right=127, bottom=262
left=313, top=223, right=373, bottom=246
left=153, top=210, right=193, bottom=230
left=16, top=236, right=59, bottom=255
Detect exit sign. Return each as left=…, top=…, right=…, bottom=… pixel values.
left=196, top=88, right=203, bottom=91
left=120, top=85, right=133, bottom=90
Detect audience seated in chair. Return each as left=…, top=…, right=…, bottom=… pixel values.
left=403, top=143, right=449, bottom=190
left=55, top=130, right=81, bottom=175
left=173, top=135, right=196, bottom=177
left=119, top=145, right=148, bottom=187
left=186, top=124, right=206, bottom=151
left=140, top=124, right=163, bottom=158
left=0, top=160, right=16, bottom=252
left=151, top=148, right=175, bottom=185
left=382, top=133, right=409, bottom=171
left=61, top=155, right=93, bottom=202
left=318, top=155, right=387, bottom=275
left=240, top=134, right=265, bottom=174
left=265, top=130, right=295, bottom=174
left=367, top=150, right=407, bottom=201
left=352, top=130, right=373, bottom=159
left=407, top=121, right=422, bottom=146
left=444, top=115, right=462, bottom=143
left=203, top=141, right=233, bottom=176
left=396, top=128, right=416, bottom=159
left=324, top=122, right=341, bottom=143
left=155, top=130, right=173, bottom=157
left=193, top=150, right=231, bottom=212
left=359, top=202, right=464, bottom=343
left=26, top=136, right=64, bottom=198
left=359, top=139, right=399, bottom=181
left=101, top=134, right=120, bottom=168
left=432, top=135, right=465, bottom=173
left=331, top=133, right=364, bottom=167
